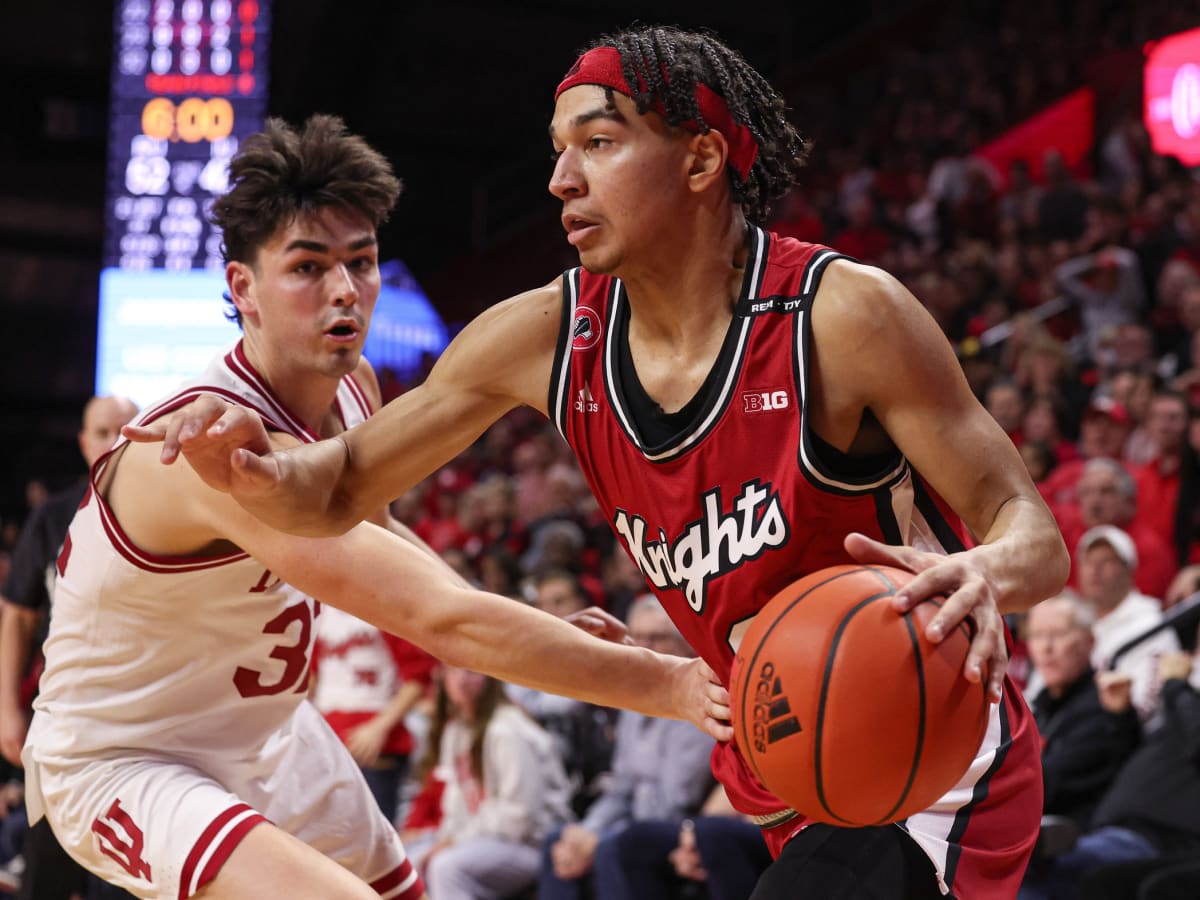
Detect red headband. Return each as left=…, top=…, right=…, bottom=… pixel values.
left=555, top=46, right=759, bottom=181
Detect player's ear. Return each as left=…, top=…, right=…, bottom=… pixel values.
left=226, top=260, right=257, bottom=320
left=686, top=130, right=729, bottom=194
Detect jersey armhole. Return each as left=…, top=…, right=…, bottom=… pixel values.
left=792, top=253, right=907, bottom=495
left=548, top=268, right=580, bottom=440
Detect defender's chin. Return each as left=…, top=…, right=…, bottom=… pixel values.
left=324, top=346, right=363, bottom=377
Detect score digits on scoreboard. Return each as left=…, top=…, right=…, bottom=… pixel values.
left=106, top=0, right=271, bottom=272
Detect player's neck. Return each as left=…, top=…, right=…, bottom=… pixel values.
left=238, top=336, right=346, bottom=436
left=620, top=210, right=749, bottom=348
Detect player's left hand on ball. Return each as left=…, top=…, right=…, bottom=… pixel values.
left=844, top=533, right=1008, bottom=704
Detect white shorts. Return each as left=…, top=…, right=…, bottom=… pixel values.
left=23, top=702, right=422, bottom=900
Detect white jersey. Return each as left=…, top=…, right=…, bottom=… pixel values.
left=30, top=340, right=375, bottom=761
left=313, top=605, right=405, bottom=716
left=1092, top=590, right=1181, bottom=721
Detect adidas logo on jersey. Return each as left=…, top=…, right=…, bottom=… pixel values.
left=574, top=385, right=599, bottom=413
left=752, top=661, right=802, bottom=754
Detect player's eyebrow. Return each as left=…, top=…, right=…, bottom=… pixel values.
left=283, top=236, right=377, bottom=254
left=549, top=104, right=627, bottom=141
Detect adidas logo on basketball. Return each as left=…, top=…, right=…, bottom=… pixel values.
left=752, top=661, right=802, bottom=753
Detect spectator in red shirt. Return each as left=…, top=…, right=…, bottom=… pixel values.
left=414, top=467, right=476, bottom=553
left=1055, top=458, right=1176, bottom=601
left=832, top=192, right=892, bottom=263
left=1021, top=396, right=1078, bottom=468
left=1133, top=390, right=1188, bottom=545
left=1041, top=397, right=1133, bottom=511
left=955, top=162, right=999, bottom=242
left=1170, top=410, right=1200, bottom=568
left=1109, top=368, right=1159, bottom=466
left=769, top=189, right=825, bottom=244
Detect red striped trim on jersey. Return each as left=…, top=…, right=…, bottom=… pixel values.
left=343, top=372, right=375, bottom=418
left=793, top=304, right=908, bottom=495
left=940, top=694, right=1013, bottom=890
left=604, top=285, right=754, bottom=462
left=178, top=803, right=266, bottom=899
left=549, top=268, right=582, bottom=441
left=226, top=345, right=317, bottom=441
left=136, top=388, right=288, bottom=439
left=93, top=480, right=251, bottom=573
left=370, top=858, right=424, bottom=900
left=87, top=385, right=299, bottom=574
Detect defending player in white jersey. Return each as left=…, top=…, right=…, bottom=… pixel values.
left=22, top=115, right=731, bottom=900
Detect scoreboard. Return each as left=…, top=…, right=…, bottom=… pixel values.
left=96, top=0, right=449, bottom=407
left=98, top=0, right=270, bottom=403
left=105, top=0, right=272, bottom=271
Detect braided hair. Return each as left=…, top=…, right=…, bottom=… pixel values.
left=586, top=25, right=809, bottom=224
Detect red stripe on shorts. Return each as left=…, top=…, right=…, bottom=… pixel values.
left=194, top=812, right=267, bottom=895
left=177, top=803, right=266, bottom=899
left=370, top=858, right=424, bottom=900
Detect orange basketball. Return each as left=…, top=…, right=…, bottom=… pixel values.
left=729, top=564, right=988, bottom=827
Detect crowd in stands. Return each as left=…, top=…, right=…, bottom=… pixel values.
left=4, top=2, right=1200, bottom=896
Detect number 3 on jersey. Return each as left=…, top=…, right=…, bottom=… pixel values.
left=233, top=597, right=314, bottom=698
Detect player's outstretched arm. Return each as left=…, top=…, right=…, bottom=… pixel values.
left=109, top=436, right=732, bottom=741
left=266, top=521, right=732, bottom=739
left=122, top=281, right=563, bottom=537
left=811, top=261, right=1069, bottom=702
left=123, top=395, right=273, bottom=488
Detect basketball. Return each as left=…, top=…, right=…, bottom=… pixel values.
left=729, top=564, right=989, bottom=827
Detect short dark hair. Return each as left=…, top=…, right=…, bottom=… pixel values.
left=586, top=25, right=809, bottom=223
left=211, top=114, right=401, bottom=325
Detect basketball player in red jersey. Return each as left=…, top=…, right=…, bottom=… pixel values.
left=132, top=28, right=1068, bottom=899
left=24, top=116, right=729, bottom=900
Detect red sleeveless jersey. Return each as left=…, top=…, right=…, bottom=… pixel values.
left=549, top=228, right=1041, bottom=895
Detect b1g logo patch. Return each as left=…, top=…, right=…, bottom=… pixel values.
left=572, top=306, right=602, bottom=351
left=743, top=390, right=789, bottom=413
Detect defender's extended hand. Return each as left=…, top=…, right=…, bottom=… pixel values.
left=844, top=533, right=1009, bottom=704
left=565, top=606, right=634, bottom=645
left=683, top=657, right=733, bottom=743
left=121, top=396, right=277, bottom=495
